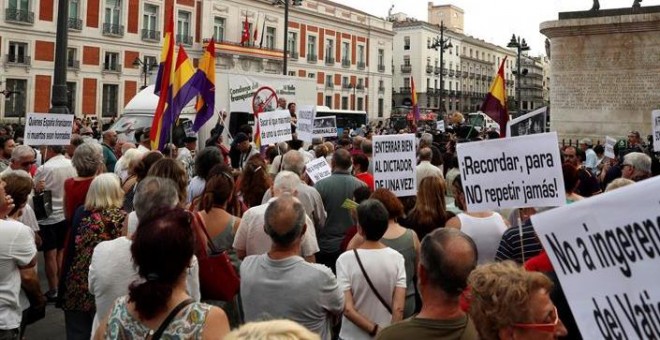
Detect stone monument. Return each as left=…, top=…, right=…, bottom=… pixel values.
left=540, top=5, right=660, bottom=141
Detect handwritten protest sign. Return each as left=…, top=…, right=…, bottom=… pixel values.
left=532, top=177, right=660, bottom=339
left=305, top=157, right=332, bottom=183
left=653, top=110, right=660, bottom=152
left=456, top=132, right=565, bottom=212
left=257, top=110, right=292, bottom=145
left=605, top=136, right=617, bottom=159
left=313, top=116, right=337, bottom=138
left=506, top=107, right=547, bottom=137
left=373, top=134, right=416, bottom=197
left=297, top=105, right=315, bottom=143
left=436, top=120, right=446, bottom=132
left=24, top=113, right=74, bottom=146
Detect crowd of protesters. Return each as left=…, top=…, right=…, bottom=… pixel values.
left=0, top=105, right=659, bottom=340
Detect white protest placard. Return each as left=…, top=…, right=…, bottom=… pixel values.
left=24, top=113, right=74, bottom=146
left=313, top=116, right=337, bottom=138
left=257, top=110, right=292, bottom=145
left=506, top=106, right=548, bottom=137
left=297, top=105, right=315, bottom=143
left=531, top=177, right=660, bottom=339
left=456, top=132, right=565, bottom=212
left=436, top=120, right=446, bottom=132
left=305, top=157, right=332, bottom=183
left=373, top=134, right=416, bottom=197
left=605, top=136, right=617, bottom=159
left=653, top=110, right=660, bottom=152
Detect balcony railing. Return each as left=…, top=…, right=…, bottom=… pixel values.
left=399, top=87, right=411, bottom=94
left=289, top=51, right=299, bottom=60
left=176, top=34, right=193, bottom=46
left=325, top=82, right=334, bottom=89
left=481, top=75, right=487, bottom=81
left=357, top=61, right=365, bottom=70
left=141, top=29, right=160, bottom=42
left=469, top=73, right=476, bottom=79
left=463, top=71, right=469, bottom=78
left=356, top=84, right=365, bottom=91
left=425, top=65, right=433, bottom=74
left=103, top=23, right=124, bottom=36
left=5, top=54, right=31, bottom=66
left=442, top=68, right=448, bottom=76
left=378, top=86, right=385, bottom=93
left=5, top=8, right=34, bottom=24
left=68, top=18, right=82, bottom=30
left=378, top=64, right=385, bottom=73
left=448, top=70, right=455, bottom=77
left=307, top=54, right=317, bottom=63
left=400, top=64, right=411, bottom=73
left=341, top=83, right=351, bottom=90
left=325, top=57, right=335, bottom=65
left=103, top=63, right=122, bottom=72
left=341, top=58, right=351, bottom=68
left=434, top=66, right=441, bottom=75
left=67, top=59, right=80, bottom=69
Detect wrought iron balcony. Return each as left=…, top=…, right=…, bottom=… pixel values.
left=68, top=18, right=82, bottom=30
left=400, top=87, right=411, bottom=94
left=342, top=83, right=351, bottom=89
left=463, top=71, right=468, bottom=78
left=400, top=64, right=412, bottom=73
left=141, top=29, right=160, bottom=42
left=67, top=59, right=80, bottom=69
left=289, top=51, right=299, bottom=60
left=426, top=65, right=433, bottom=74
left=325, top=57, right=335, bottom=65
left=469, top=73, right=476, bottom=79
left=307, top=54, right=317, bottom=63
left=448, top=70, right=455, bottom=77
left=357, top=61, right=365, bottom=70
left=103, top=23, right=124, bottom=36
left=442, top=68, right=448, bottom=76
left=356, top=84, right=365, bottom=91
left=325, top=82, right=334, bottom=89
left=103, top=63, right=122, bottom=72
left=434, top=66, right=441, bottom=75
left=378, top=64, right=385, bottom=72
left=341, top=58, right=351, bottom=68
left=5, top=54, right=31, bottom=66
left=378, top=86, right=385, bottom=93
left=5, top=8, right=34, bottom=24
left=176, top=34, right=193, bottom=46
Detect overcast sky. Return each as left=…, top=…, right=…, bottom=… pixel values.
left=331, top=0, right=660, bottom=55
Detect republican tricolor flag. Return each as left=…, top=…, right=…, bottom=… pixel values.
left=411, top=76, right=420, bottom=125
left=481, top=56, right=509, bottom=137
left=150, top=7, right=175, bottom=150
left=193, top=39, right=216, bottom=132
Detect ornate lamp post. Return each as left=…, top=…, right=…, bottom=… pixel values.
left=133, top=57, right=158, bottom=90
left=429, top=22, right=452, bottom=113
left=272, top=0, right=303, bottom=76
left=50, top=0, right=70, bottom=114
left=507, top=34, right=530, bottom=117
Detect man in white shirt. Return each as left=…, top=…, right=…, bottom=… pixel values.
left=579, top=138, right=598, bottom=173
left=234, top=171, right=319, bottom=262
left=34, top=145, right=77, bottom=301
left=416, top=147, right=444, bottom=189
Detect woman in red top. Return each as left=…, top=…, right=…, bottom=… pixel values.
left=352, top=153, right=374, bottom=191
left=63, top=143, right=105, bottom=225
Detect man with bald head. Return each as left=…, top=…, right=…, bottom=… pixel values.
left=416, top=147, right=443, bottom=189
left=315, top=148, right=366, bottom=272
left=377, top=228, right=479, bottom=339
left=240, top=193, right=343, bottom=340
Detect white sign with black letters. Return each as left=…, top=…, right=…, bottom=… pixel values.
left=297, top=105, right=315, bottom=143
left=605, top=136, right=617, bottom=159
left=257, top=110, right=292, bottom=145
left=653, top=110, right=660, bottom=152
left=313, top=116, right=337, bottom=138
left=373, top=134, right=417, bottom=197
left=24, top=113, right=74, bottom=146
left=305, top=157, right=332, bottom=183
left=456, top=132, right=565, bottom=211
left=532, top=177, right=660, bottom=339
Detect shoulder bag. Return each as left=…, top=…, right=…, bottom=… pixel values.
left=192, top=212, right=240, bottom=301
left=33, top=190, right=52, bottom=221
left=353, top=249, right=392, bottom=314
left=151, top=298, right=194, bottom=340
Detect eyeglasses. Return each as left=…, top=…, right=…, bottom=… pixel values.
left=622, top=163, right=633, bottom=169
left=513, top=306, right=559, bottom=333
left=20, top=160, right=36, bottom=167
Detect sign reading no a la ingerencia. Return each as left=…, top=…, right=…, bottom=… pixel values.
left=257, top=110, right=292, bottom=146
left=373, top=134, right=417, bottom=197
left=532, top=177, right=660, bottom=339
left=24, top=113, right=74, bottom=146
left=456, top=132, right=566, bottom=212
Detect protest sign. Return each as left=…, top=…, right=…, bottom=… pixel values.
left=373, top=134, right=416, bottom=197
left=456, top=132, right=565, bottom=212
left=436, top=120, right=446, bottom=132
left=314, top=116, right=337, bottom=138
left=605, top=136, right=617, bottom=159
left=531, top=177, right=660, bottom=339
left=653, top=110, right=660, bottom=152
left=506, top=107, right=547, bottom=137
left=305, top=157, right=332, bottom=183
left=297, top=105, right=315, bottom=143
left=257, top=110, right=292, bottom=145
left=24, top=113, right=74, bottom=146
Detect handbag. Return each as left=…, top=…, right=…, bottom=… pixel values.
left=33, top=190, right=53, bottom=221
left=152, top=299, right=194, bottom=340
left=353, top=249, right=392, bottom=314
left=192, top=212, right=240, bottom=301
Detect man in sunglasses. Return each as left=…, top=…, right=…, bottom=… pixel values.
left=1, top=145, right=36, bottom=176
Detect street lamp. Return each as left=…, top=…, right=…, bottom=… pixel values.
left=133, top=57, right=158, bottom=90
left=50, top=0, right=70, bottom=114
left=272, top=0, right=303, bottom=76
left=507, top=34, right=530, bottom=117
left=428, top=21, right=452, bottom=114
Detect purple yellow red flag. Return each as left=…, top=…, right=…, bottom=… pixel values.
left=481, top=56, right=509, bottom=137
left=193, top=39, right=216, bottom=132
left=411, top=77, right=420, bottom=124
left=150, top=6, right=175, bottom=150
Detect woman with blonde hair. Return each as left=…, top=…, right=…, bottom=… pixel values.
left=59, top=173, right=126, bottom=339
left=401, top=176, right=453, bottom=240
left=225, top=320, right=320, bottom=340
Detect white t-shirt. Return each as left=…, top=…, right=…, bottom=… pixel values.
left=336, top=248, right=406, bottom=340
left=89, top=236, right=201, bottom=337
left=0, top=220, right=37, bottom=330
left=33, top=154, right=77, bottom=225
left=457, top=212, right=508, bottom=264
left=187, top=176, right=206, bottom=204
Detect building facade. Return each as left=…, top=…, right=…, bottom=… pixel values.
left=0, top=0, right=393, bottom=121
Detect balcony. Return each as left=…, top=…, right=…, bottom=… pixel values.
left=442, top=68, right=448, bottom=76
left=103, top=23, right=124, bottom=36
left=67, top=59, right=80, bottom=70
left=448, top=69, right=455, bottom=77
left=469, top=73, right=476, bottom=79
left=434, top=66, right=441, bottom=75
left=425, top=65, right=433, bottom=74
left=68, top=18, right=82, bottom=30
left=357, top=61, right=365, bottom=70
left=307, top=54, right=317, bottom=63
left=5, top=8, right=34, bottom=24
left=378, top=64, right=385, bottom=73
left=463, top=71, right=469, bottom=78
left=103, top=63, right=122, bottom=73
left=400, top=64, right=411, bottom=73
left=341, top=58, right=351, bottom=68
left=378, top=86, right=385, bottom=93
left=5, top=54, right=31, bottom=66
left=456, top=91, right=462, bottom=97
left=141, top=29, right=160, bottom=42
left=488, top=76, right=493, bottom=82
left=176, top=34, right=193, bottom=46
left=481, top=75, right=487, bottom=81
left=325, top=57, right=335, bottom=65
left=399, top=87, right=411, bottom=94
left=449, top=90, right=455, bottom=97
left=356, top=84, right=365, bottom=91
left=341, top=83, right=351, bottom=90
left=325, top=82, right=334, bottom=89
left=289, top=51, right=299, bottom=60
